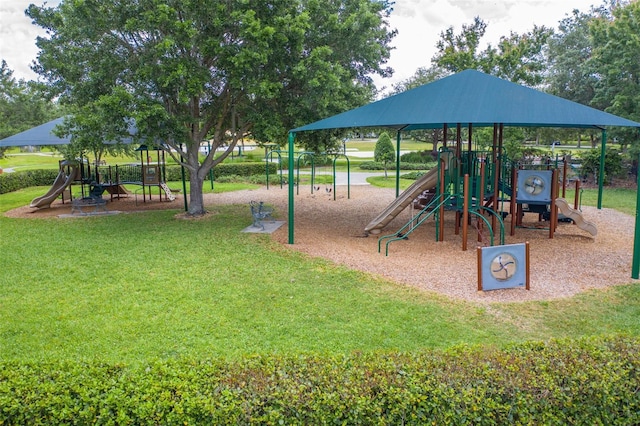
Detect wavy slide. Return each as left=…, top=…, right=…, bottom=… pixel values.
left=30, top=163, right=78, bottom=209
left=365, top=167, right=439, bottom=235
left=555, top=198, right=597, bottom=237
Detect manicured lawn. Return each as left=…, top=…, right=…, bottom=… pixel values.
left=0, top=205, right=514, bottom=362
left=565, top=186, right=637, bottom=216
left=1, top=184, right=639, bottom=364
left=0, top=149, right=63, bottom=171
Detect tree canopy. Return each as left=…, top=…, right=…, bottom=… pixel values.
left=374, top=131, right=395, bottom=178
left=590, top=0, right=640, bottom=151
left=28, top=0, right=395, bottom=214
left=388, top=2, right=639, bottom=158
left=430, top=16, right=553, bottom=87
left=0, top=61, right=60, bottom=142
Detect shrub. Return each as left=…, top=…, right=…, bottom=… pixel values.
left=400, top=171, right=426, bottom=180
left=579, top=148, right=625, bottom=184
left=0, top=163, right=277, bottom=194
left=0, top=336, right=638, bottom=424
left=165, top=162, right=276, bottom=181
left=400, top=150, right=437, bottom=164
left=359, top=161, right=431, bottom=171
left=374, top=132, right=396, bottom=178
left=0, top=169, right=60, bottom=194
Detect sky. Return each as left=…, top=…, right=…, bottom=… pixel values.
left=1, top=0, right=598, bottom=90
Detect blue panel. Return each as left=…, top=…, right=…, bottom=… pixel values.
left=481, top=243, right=527, bottom=291
left=517, top=170, right=552, bottom=204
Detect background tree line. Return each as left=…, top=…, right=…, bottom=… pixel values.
left=394, top=0, right=639, bottom=163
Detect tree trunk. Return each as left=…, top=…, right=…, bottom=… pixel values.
left=188, top=174, right=207, bottom=216
left=431, top=129, right=439, bottom=156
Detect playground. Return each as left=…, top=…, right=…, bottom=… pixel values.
left=264, top=185, right=631, bottom=303
left=5, top=181, right=633, bottom=303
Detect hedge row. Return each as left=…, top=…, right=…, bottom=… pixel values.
left=164, top=162, right=277, bottom=181
left=358, top=161, right=433, bottom=171
left=1, top=336, right=638, bottom=424
left=400, top=150, right=437, bottom=164
left=0, top=163, right=277, bottom=195
left=0, top=169, right=60, bottom=194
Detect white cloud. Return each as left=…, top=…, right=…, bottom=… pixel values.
left=0, top=0, right=61, bottom=81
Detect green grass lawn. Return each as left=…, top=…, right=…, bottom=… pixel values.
left=0, top=149, right=64, bottom=171
left=1, top=183, right=639, bottom=364
left=564, top=186, right=637, bottom=216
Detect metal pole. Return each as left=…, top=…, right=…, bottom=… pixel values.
left=632, top=151, right=640, bottom=279
left=180, top=144, right=188, bottom=212
left=597, top=129, right=606, bottom=209
left=395, top=131, right=401, bottom=198
left=492, top=124, right=501, bottom=231
left=462, top=173, right=469, bottom=251
left=208, top=141, right=213, bottom=190
left=288, top=132, right=295, bottom=244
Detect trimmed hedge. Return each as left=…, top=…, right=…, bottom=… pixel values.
left=0, top=163, right=277, bottom=194
left=164, top=162, right=277, bottom=181
left=359, top=161, right=432, bottom=171
left=400, top=171, right=427, bottom=180
left=0, top=169, right=60, bottom=194
left=0, top=336, right=638, bottom=424
left=400, top=150, right=436, bottom=164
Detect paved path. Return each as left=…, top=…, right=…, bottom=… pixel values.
left=293, top=170, right=384, bottom=186
left=335, top=171, right=383, bottom=185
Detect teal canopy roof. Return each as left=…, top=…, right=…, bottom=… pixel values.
left=0, top=117, right=70, bottom=147
left=0, top=116, right=137, bottom=147
left=292, top=70, right=640, bottom=132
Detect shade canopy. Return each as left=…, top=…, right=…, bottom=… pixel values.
left=0, top=116, right=138, bottom=147
left=0, top=117, right=71, bottom=147
left=292, top=70, right=640, bottom=132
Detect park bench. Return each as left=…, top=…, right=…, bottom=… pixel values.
left=71, top=197, right=107, bottom=214
left=250, top=201, right=273, bottom=229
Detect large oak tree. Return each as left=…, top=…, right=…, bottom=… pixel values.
left=28, top=0, right=395, bottom=214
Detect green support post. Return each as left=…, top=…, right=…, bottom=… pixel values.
left=180, top=144, right=188, bottom=212
left=395, top=131, right=401, bottom=198
left=208, top=141, right=214, bottom=190
left=288, top=132, right=295, bottom=244
left=632, top=152, right=640, bottom=279
left=597, top=129, right=606, bottom=209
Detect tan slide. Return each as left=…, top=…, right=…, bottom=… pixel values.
left=555, top=198, right=597, bottom=237
left=30, top=163, right=78, bottom=209
left=365, top=167, right=439, bottom=234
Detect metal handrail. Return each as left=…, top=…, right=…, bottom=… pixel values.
left=378, top=193, right=454, bottom=256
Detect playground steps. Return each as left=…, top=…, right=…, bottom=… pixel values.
left=365, top=167, right=439, bottom=234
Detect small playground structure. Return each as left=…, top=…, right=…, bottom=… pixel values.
left=367, top=132, right=597, bottom=256
left=265, top=146, right=351, bottom=201
left=29, top=144, right=176, bottom=210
